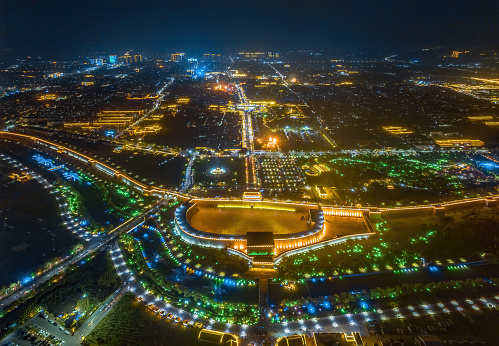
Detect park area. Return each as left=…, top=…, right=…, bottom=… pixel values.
left=276, top=206, right=499, bottom=279
left=82, top=293, right=203, bottom=346
left=301, top=152, right=499, bottom=206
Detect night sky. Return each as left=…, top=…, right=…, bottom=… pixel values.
left=0, top=0, right=497, bottom=51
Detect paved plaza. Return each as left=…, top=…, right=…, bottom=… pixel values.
left=189, top=207, right=310, bottom=235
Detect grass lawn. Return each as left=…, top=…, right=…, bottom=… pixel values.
left=276, top=206, right=499, bottom=278
left=83, top=293, right=203, bottom=346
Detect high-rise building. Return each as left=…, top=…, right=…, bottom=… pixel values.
left=238, top=52, right=266, bottom=60
left=133, top=54, right=143, bottom=62
left=120, top=53, right=133, bottom=64
left=109, top=55, right=117, bottom=64
left=203, top=53, right=221, bottom=62
left=186, top=58, right=198, bottom=76
left=171, top=53, right=185, bottom=62
left=451, top=50, right=469, bottom=58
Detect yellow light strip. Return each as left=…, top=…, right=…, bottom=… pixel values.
left=216, top=203, right=295, bottom=212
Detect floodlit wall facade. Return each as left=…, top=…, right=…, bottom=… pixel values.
left=174, top=200, right=326, bottom=252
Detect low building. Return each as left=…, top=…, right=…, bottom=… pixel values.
left=276, top=334, right=306, bottom=346
left=243, top=191, right=262, bottom=201
left=310, top=332, right=365, bottom=345
left=198, top=329, right=238, bottom=345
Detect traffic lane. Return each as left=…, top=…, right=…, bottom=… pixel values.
left=69, top=286, right=128, bottom=345
left=0, top=239, right=102, bottom=308
left=0, top=202, right=160, bottom=309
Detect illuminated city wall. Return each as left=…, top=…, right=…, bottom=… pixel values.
left=442, top=198, right=494, bottom=212
left=274, top=209, right=375, bottom=257
left=191, top=198, right=315, bottom=213
left=274, top=233, right=373, bottom=266
left=378, top=206, right=433, bottom=217
left=175, top=202, right=246, bottom=249
left=1, top=131, right=499, bottom=226
left=274, top=224, right=326, bottom=251
left=0, top=131, right=193, bottom=201
left=174, top=200, right=325, bottom=253
left=323, top=208, right=364, bottom=218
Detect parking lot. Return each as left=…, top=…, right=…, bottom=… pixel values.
left=1, top=313, right=76, bottom=346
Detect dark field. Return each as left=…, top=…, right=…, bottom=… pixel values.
left=0, top=162, right=79, bottom=287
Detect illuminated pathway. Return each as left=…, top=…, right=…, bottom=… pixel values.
left=0, top=153, right=88, bottom=240
left=109, top=242, right=229, bottom=330
left=109, top=242, right=499, bottom=343
left=3, top=131, right=499, bottom=342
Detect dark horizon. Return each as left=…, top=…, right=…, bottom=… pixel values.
left=1, top=0, right=497, bottom=52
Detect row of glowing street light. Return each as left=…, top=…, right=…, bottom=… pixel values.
left=109, top=245, right=210, bottom=328
left=0, top=154, right=91, bottom=241
left=109, top=244, right=499, bottom=337
left=274, top=294, right=499, bottom=337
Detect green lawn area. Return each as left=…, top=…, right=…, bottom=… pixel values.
left=300, top=152, right=499, bottom=206
left=83, top=293, right=202, bottom=346
left=276, top=206, right=499, bottom=278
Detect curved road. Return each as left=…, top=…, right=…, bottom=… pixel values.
left=0, top=199, right=168, bottom=311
